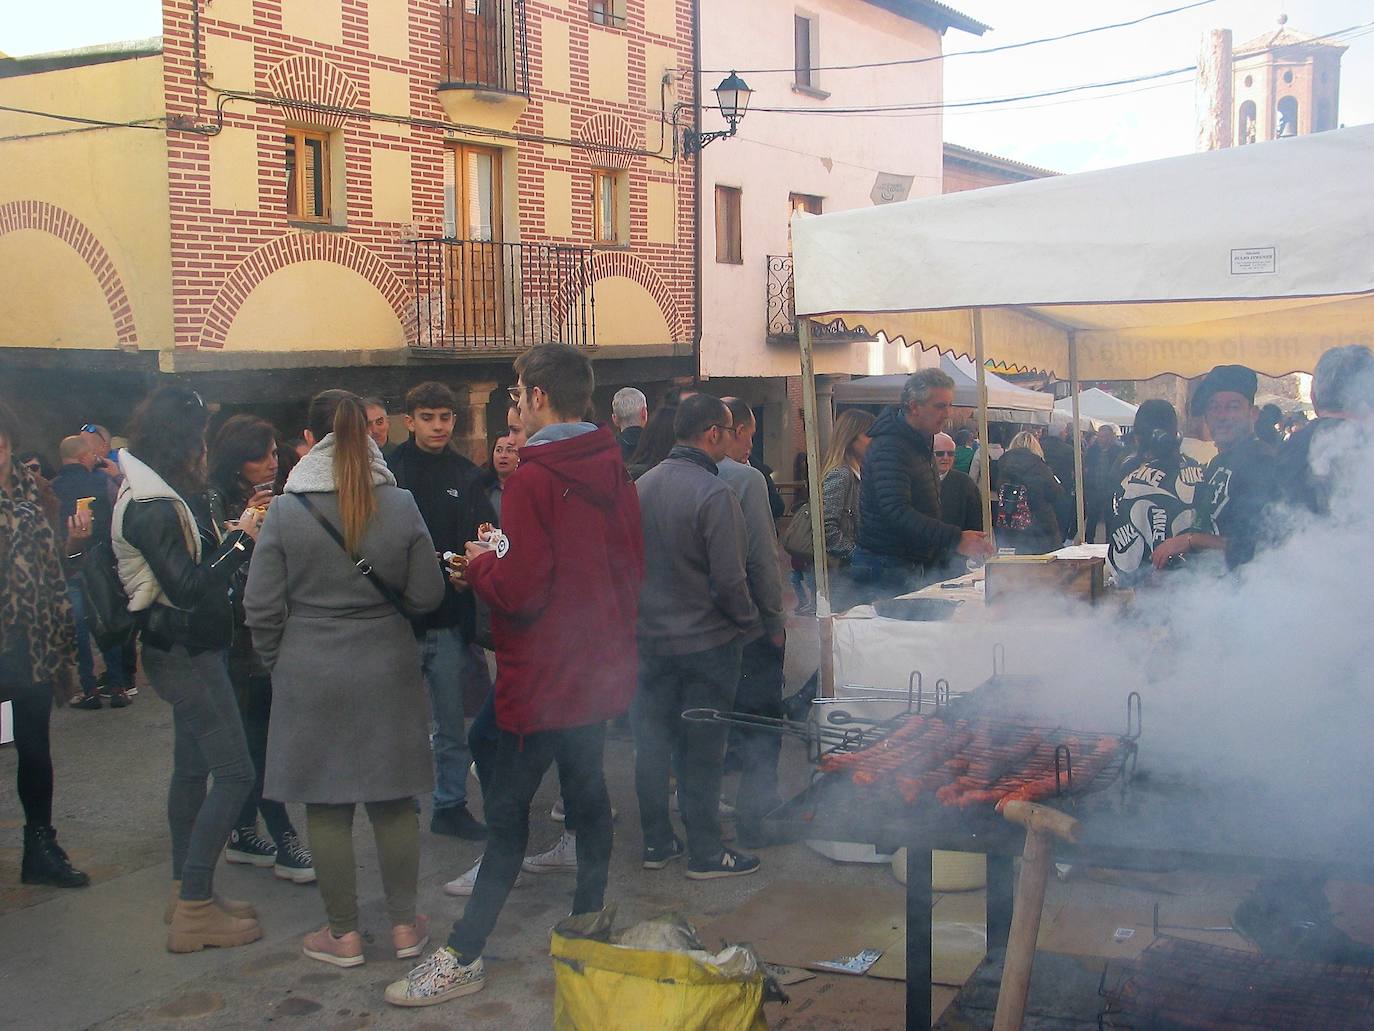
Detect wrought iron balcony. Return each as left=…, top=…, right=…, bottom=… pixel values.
left=442, top=0, right=529, bottom=95
left=766, top=255, right=870, bottom=344
left=411, top=238, right=596, bottom=353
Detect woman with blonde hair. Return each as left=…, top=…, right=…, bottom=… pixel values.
left=995, top=430, right=1067, bottom=554
left=244, top=390, right=444, bottom=969
left=818, top=408, right=876, bottom=611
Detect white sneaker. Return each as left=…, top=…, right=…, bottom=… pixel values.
left=385, top=948, right=485, bottom=1008
left=443, top=857, right=524, bottom=896
left=670, top=792, right=736, bottom=818
left=521, top=831, right=578, bottom=874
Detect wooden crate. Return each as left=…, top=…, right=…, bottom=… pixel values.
left=984, top=555, right=1105, bottom=609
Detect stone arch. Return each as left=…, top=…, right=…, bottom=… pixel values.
left=554, top=250, right=685, bottom=344
left=575, top=112, right=644, bottom=170
left=264, top=55, right=361, bottom=128
left=0, top=200, right=137, bottom=347
left=197, top=233, right=413, bottom=348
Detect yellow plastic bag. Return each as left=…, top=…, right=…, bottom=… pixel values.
left=551, top=912, right=768, bottom=1031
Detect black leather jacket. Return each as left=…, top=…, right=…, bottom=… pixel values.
left=120, top=496, right=253, bottom=654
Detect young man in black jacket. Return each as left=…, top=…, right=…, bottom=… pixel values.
left=388, top=382, right=495, bottom=840
left=851, top=369, right=990, bottom=597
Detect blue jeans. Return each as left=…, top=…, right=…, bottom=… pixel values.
left=65, top=578, right=97, bottom=697
left=421, top=627, right=485, bottom=812
left=142, top=644, right=255, bottom=901
left=849, top=547, right=926, bottom=603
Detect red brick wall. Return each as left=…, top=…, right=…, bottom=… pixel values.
left=161, top=0, right=696, bottom=354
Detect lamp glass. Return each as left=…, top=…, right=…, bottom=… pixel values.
left=713, top=72, right=752, bottom=125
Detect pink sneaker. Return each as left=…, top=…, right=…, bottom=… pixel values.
left=393, top=914, right=430, bottom=960
left=302, top=926, right=365, bottom=968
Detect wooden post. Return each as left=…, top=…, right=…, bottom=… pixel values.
left=798, top=317, right=834, bottom=696
left=973, top=310, right=994, bottom=542
left=1196, top=29, right=1234, bottom=152
left=1069, top=332, right=1086, bottom=545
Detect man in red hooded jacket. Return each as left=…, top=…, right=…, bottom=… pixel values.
left=388, top=344, right=644, bottom=1009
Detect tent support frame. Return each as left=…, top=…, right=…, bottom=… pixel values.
left=797, top=317, right=835, bottom=697
left=1069, top=330, right=1086, bottom=544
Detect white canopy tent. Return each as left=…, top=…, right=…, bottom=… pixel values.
left=1054, top=388, right=1138, bottom=429
left=788, top=124, right=1374, bottom=625
left=834, top=355, right=1055, bottom=423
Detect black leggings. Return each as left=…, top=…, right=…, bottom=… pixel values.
left=10, top=682, right=55, bottom=828
left=232, top=671, right=293, bottom=842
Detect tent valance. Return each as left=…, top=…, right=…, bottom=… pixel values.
left=792, top=125, right=1374, bottom=380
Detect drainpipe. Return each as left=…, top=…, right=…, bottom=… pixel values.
left=691, top=0, right=703, bottom=385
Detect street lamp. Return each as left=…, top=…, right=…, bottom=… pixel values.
left=683, top=71, right=753, bottom=156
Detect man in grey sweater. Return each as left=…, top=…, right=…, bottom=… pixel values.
left=634, top=395, right=760, bottom=880
left=718, top=397, right=786, bottom=847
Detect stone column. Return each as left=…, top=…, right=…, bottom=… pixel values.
left=459, top=379, right=500, bottom=465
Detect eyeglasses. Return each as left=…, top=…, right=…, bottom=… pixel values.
left=507, top=386, right=523, bottom=403
left=23, top=461, right=42, bottom=472
left=709, top=423, right=734, bottom=434
left=934, top=450, right=955, bottom=457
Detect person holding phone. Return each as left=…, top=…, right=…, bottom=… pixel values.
left=111, top=387, right=264, bottom=951
left=209, top=416, right=314, bottom=886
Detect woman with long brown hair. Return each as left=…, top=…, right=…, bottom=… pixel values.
left=819, top=409, right=876, bottom=611
left=112, top=386, right=263, bottom=951
left=244, top=390, right=444, bottom=969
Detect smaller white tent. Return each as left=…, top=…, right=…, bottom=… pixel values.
left=832, top=354, right=1054, bottom=423
left=1054, top=388, right=1138, bottom=429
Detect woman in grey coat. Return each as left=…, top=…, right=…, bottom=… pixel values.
left=244, top=390, right=444, bottom=970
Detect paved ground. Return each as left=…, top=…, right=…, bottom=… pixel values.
left=0, top=616, right=938, bottom=1031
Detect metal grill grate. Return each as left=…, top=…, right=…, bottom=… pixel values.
left=1101, top=936, right=1374, bottom=1030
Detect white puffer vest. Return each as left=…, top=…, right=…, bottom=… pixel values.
left=110, top=449, right=202, bottom=612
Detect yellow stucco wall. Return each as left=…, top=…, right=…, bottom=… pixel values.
left=540, top=17, right=571, bottom=94
left=543, top=100, right=571, bottom=158
left=205, top=32, right=255, bottom=92
left=206, top=0, right=254, bottom=26
left=280, top=0, right=342, bottom=45
left=592, top=276, right=673, bottom=346
left=542, top=170, right=573, bottom=237
left=587, top=30, right=629, bottom=104
left=368, top=2, right=410, bottom=60
left=370, top=68, right=412, bottom=127
left=642, top=43, right=679, bottom=108
left=222, top=261, right=406, bottom=351
left=0, top=231, right=118, bottom=348
left=646, top=181, right=676, bottom=245
left=0, top=55, right=172, bottom=351
left=372, top=149, right=414, bottom=223
left=210, top=127, right=261, bottom=212
left=643, top=0, right=678, bottom=38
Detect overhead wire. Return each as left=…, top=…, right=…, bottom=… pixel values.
left=701, top=0, right=1220, bottom=75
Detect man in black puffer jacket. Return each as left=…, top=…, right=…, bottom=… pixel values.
left=850, top=368, right=991, bottom=599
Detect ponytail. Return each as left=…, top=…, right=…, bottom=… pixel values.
left=331, top=395, right=376, bottom=553
left=306, top=389, right=376, bottom=552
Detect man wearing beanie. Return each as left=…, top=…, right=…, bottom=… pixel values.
left=1151, top=364, right=1277, bottom=571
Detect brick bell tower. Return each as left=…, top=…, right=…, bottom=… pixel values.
left=1232, top=14, right=1347, bottom=146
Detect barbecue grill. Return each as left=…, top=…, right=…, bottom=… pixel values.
left=1100, top=936, right=1374, bottom=1030
left=686, top=653, right=1143, bottom=1029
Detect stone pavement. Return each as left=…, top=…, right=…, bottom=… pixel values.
left=0, top=615, right=937, bottom=1031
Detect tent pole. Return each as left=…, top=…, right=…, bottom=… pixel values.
left=1069, top=331, right=1086, bottom=545
left=973, top=310, right=994, bottom=541
left=798, top=316, right=834, bottom=697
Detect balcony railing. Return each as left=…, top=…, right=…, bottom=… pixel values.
left=411, top=238, right=596, bottom=352
left=442, top=0, right=529, bottom=95
left=766, top=255, right=871, bottom=343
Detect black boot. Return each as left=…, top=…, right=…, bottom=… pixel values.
left=21, top=825, right=91, bottom=888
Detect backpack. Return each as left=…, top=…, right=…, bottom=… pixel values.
left=82, top=535, right=135, bottom=651
left=994, top=483, right=1033, bottom=532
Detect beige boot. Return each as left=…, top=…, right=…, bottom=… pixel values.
left=167, top=898, right=262, bottom=953
left=164, top=881, right=259, bottom=925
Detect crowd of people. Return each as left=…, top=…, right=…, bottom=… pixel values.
left=3, top=342, right=1367, bottom=1011
left=0, top=344, right=800, bottom=1011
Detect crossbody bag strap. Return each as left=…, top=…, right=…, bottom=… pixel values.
left=295, top=494, right=412, bottom=619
